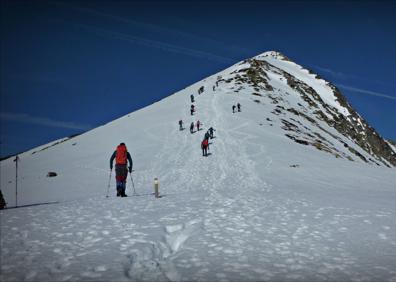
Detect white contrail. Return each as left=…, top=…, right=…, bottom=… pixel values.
left=313, top=65, right=352, bottom=79
left=0, top=112, right=92, bottom=130
left=54, top=1, right=250, bottom=55
left=73, top=22, right=234, bottom=64
left=337, top=84, right=396, bottom=101
left=52, top=1, right=241, bottom=63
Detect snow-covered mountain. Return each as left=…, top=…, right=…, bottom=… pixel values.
left=233, top=51, right=395, bottom=167
left=1, top=51, right=396, bottom=282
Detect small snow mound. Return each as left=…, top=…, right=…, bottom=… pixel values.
left=165, top=224, right=183, bottom=234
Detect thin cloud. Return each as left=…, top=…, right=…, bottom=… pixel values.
left=52, top=1, right=246, bottom=61
left=337, top=84, right=396, bottom=101
left=72, top=22, right=235, bottom=64
left=0, top=112, right=92, bottom=130
left=313, top=65, right=393, bottom=88
left=53, top=2, right=243, bottom=64
left=311, top=65, right=355, bottom=79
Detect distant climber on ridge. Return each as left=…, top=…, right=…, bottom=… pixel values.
left=232, top=105, right=236, bottom=113
left=208, top=127, right=216, bottom=139
left=110, top=143, right=133, bottom=197
left=237, top=103, right=241, bottom=112
left=190, top=94, right=194, bottom=103
left=191, top=104, right=195, bottom=116
left=204, top=131, right=210, bottom=141
left=196, top=120, right=201, bottom=131
left=179, top=120, right=183, bottom=130
left=190, top=122, right=195, bottom=134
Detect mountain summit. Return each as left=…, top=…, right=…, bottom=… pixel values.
left=233, top=51, right=395, bottom=167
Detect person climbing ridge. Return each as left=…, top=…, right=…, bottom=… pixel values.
left=191, top=104, right=195, bottom=116
left=237, top=103, right=241, bottom=112
left=179, top=120, right=183, bottom=131
left=232, top=105, right=236, bottom=113
left=190, top=94, right=194, bottom=103
left=190, top=122, right=195, bottom=134
left=109, top=143, right=133, bottom=197
left=204, top=130, right=210, bottom=141
left=196, top=120, right=201, bottom=131
left=208, top=127, right=215, bottom=139
left=201, top=138, right=209, bottom=157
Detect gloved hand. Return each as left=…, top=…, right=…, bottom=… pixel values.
left=128, top=166, right=132, bottom=173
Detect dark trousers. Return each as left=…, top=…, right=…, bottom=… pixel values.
left=115, top=164, right=127, bottom=195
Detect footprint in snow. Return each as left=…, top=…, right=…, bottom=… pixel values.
left=165, top=219, right=203, bottom=254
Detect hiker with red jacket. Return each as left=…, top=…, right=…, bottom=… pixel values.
left=201, top=138, right=209, bottom=156
left=110, top=143, right=133, bottom=197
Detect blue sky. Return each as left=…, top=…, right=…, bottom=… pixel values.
left=1, top=0, right=395, bottom=158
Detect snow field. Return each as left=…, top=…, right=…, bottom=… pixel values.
left=1, top=54, right=396, bottom=281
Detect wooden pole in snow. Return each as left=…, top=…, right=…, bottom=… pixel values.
left=154, top=178, right=159, bottom=198
left=14, top=155, right=19, bottom=207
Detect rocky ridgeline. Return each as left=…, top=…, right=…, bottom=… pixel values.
left=221, top=53, right=396, bottom=167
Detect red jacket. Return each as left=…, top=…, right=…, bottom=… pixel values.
left=201, top=139, right=208, bottom=148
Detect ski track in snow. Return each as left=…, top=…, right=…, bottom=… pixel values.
left=1, top=79, right=396, bottom=282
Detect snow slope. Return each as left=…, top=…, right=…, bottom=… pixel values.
left=257, top=51, right=350, bottom=116
left=1, top=52, right=396, bottom=281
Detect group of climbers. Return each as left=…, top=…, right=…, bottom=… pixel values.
left=232, top=103, right=241, bottom=113
left=108, top=80, right=241, bottom=197
left=233, top=103, right=241, bottom=113
left=201, top=127, right=215, bottom=156
left=180, top=85, right=218, bottom=157
left=189, top=120, right=201, bottom=133
left=189, top=120, right=202, bottom=133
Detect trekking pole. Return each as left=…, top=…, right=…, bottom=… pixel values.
left=106, top=169, right=112, bottom=198
left=129, top=172, right=136, bottom=195
left=14, top=155, right=19, bottom=208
